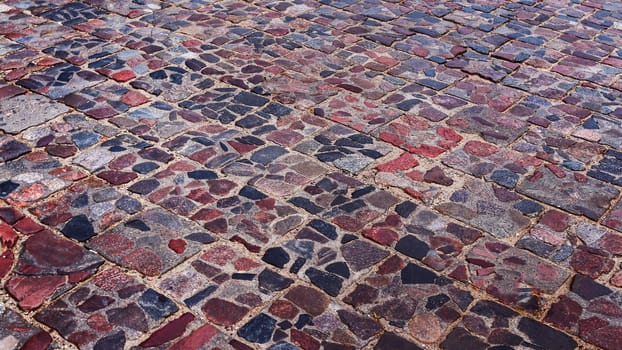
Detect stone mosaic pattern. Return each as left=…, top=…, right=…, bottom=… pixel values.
left=1, top=1, right=622, bottom=349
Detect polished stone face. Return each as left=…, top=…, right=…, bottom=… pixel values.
left=1, top=0, right=622, bottom=349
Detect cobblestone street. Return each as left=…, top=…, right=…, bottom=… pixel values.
left=1, top=0, right=622, bottom=349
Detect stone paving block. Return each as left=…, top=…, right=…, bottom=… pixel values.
left=444, top=299, right=577, bottom=350
left=513, top=127, right=604, bottom=171
left=444, top=9, right=508, bottom=32
left=0, top=136, right=30, bottom=163
left=447, top=50, right=519, bottom=82
left=337, top=39, right=410, bottom=72
left=573, top=113, right=622, bottom=149
left=445, top=77, right=526, bottom=112
left=159, top=244, right=293, bottom=325
left=344, top=20, right=408, bottom=47
left=0, top=304, right=55, bottom=349
left=237, top=285, right=382, bottom=348
left=36, top=267, right=178, bottom=348
left=16, top=63, right=105, bottom=99
left=260, top=72, right=341, bottom=109
left=83, top=0, right=167, bottom=17
left=345, top=0, right=412, bottom=22
left=29, top=177, right=142, bottom=242
left=389, top=59, right=466, bottom=91
left=89, top=208, right=215, bottom=277
left=298, top=5, right=361, bottom=30
left=446, top=105, right=529, bottom=145
left=220, top=30, right=296, bottom=58
left=545, top=275, right=622, bottom=350
left=563, top=85, right=622, bottom=115
left=313, top=92, right=402, bottom=133
left=179, top=87, right=270, bottom=125
left=373, top=114, right=463, bottom=159
left=435, top=178, right=534, bottom=238
left=260, top=109, right=331, bottom=147
left=223, top=149, right=329, bottom=197
left=275, top=47, right=348, bottom=78
left=282, top=23, right=359, bottom=54
left=364, top=200, right=483, bottom=272
left=493, top=40, right=565, bottom=69
left=0, top=150, right=87, bottom=207
left=261, top=220, right=389, bottom=297
left=70, top=13, right=136, bottom=41
left=547, top=36, right=615, bottom=62
left=42, top=36, right=123, bottom=66
left=293, top=124, right=393, bottom=174
left=492, top=19, right=559, bottom=46
left=382, top=83, right=467, bottom=120
left=325, top=66, right=405, bottom=101
left=604, top=198, right=622, bottom=234
left=553, top=55, right=622, bottom=86
left=110, top=102, right=208, bottom=142
left=9, top=22, right=80, bottom=50
left=506, top=95, right=591, bottom=133
left=73, top=133, right=173, bottom=184
left=6, top=228, right=104, bottom=310
left=192, top=187, right=303, bottom=252
left=443, top=140, right=541, bottom=189
left=463, top=239, right=569, bottom=312
left=288, top=172, right=399, bottom=232
left=588, top=149, right=622, bottom=186
left=130, top=66, right=214, bottom=102
left=0, top=92, right=70, bottom=134
left=542, top=13, right=600, bottom=39
left=392, top=10, right=458, bottom=38
left=516, top=165, right=619, bottom=220
left=162, top=125, right=265, bottom=168
left=0, top=46, right=58, bottom=82
left=88, top=49, right=167, bottom=83
left=40, top=2, right=107, bottom=26
left=439, top=25, right=509, bottom=55
left=177, top=17, right=253, bottom=44
left=502, top=66, right=577, bottom=99
left=62, top=82, right=150, bottom=120
left=126, top=158, right=238, bottom=217
left=343, top=255, right=473, bottom=345
left=0, top=8, right=46, bottom=35
left=394, top=35, right=464, bottom=64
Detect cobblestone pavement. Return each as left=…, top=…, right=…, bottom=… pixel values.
left=1, top=0, right=622, bottom=349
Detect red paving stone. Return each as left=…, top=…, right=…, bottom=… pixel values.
left=1, top=1, right=622, bottom=349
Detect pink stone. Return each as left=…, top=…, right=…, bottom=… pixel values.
left=362, top=228, right=398, bottom=246
left=169, top=324, right=218, bottom=350
left=539, top=210, right=570, bottom=232
left=168, top=239, right=187, bottom=254
left=269, top=300, right=299, bottom=320
left=202, top=298, right=249, bottom=326
left=599, top=233, right=622, bottom=256
left=140, top=313, right=195, bottom=348
left=111, top=70, right=135, bottom=82
left=20, top=331, right=52, bottom=350
left=6, top=275, right=66, bottom=310
left=376, top=153, right=418, bottom=172
left=408, top=313, right=443, bottom=343
left=463, top=140, right=498, bottom=157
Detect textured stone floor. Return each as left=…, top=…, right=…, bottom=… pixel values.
left=1, top=0, right=622, bottom=349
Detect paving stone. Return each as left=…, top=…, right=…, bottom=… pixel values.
left=293, top=124, right=393, bottom=173
left=373, top=114, right=463, bottom=159
left=159, top=244, right=291, bottom=327
left=129, top=66, right=213, bottom=102
left=223, top=150, right=328, bottom=197
left=239, top=285, right=382, bottom=348
left=29, top=177, right=140, bottom=241
left=82, top=0, right=167, bottom=17
left=88, top=49, right=167, bottom=83
left=506, top=95, right=592, bottom=133
left=502, top=66, right=577, bottom=99
left=435, top=178, right=532, bottom=238
left=545, top=275, right=622, bottom=349
left=109, top=102, right=207, bottom=142
left=444, top=8, right=508, bottom=32
left=275, top=46, right=348, bottom=79
left=73, top=134, right=172, bottom=184
left=382, top=83, right=467, bottom=121
left=391, top=10, right=457, bottom=37
left=493, top=39, right=565, bottom=69
left=564, top=85, right=622, bottom=115
left=445, top=300, right=577, bottom=350
left=447, top=50, right=519, bottom=82
left=446, top=105, right=529, bottom=145
left=0, top=150, right=87, bottom=207
left=344, top=20, right=408, bottom=47
left=16, top=63, right=105, bottom=99
left=513, top=127, right=604, bottom=171
left=163, top=125, right=265, bottom=168
left=344, top=255, right=472, bottom=344
left=9, top=21, right=80, bottom=50
left=0, top=92, right=70, bottom=134
left=282, top=23, right=359, bottom=54
left=89, top=208, right=214, bottom=277
left=443, top=140, right=541, bottom=189
left=313, top=92, right=402, bottom=133
left=189, top=185, right=305, bottom=253
left=603, top=198, right=622, bottom=233
left=179, top=87, right=269, bottom=125
left=439, top=25, right=509, bottom=55
left=39, top=2, right=106, bottom=26
left=573, top=113, right=622, bottom=149
left=289, top=172, right=398, bottom=231
left=62, top=82, right=150, bottom=120
left=6, top=229, right=104, bottom=310
left=492, top=18, right=558, bottom=46
left=445, top=77, right=526, bottom=112
left=464, top=239, right=569, bottom=312
left=587, top=149, right=622, bottom=186
left=337, top=39, right=410, bottom=72
left=516, top=165, right=619, bottom=220
left=393, top=62, right=466, bottom=94
left=394, top=34, right=464, bottom=65
left=0, top=44, right=62, bottom=81
left=36, top=267, right=177, bottom=348
left=258, top=71, right=340, bottom=109
left=0, top=304, right=55, bottom=349
left=262, top=219, right=388, bottom=297
left=126, top=158, right=237, bottom=217
left=553, top=55, right=622, bottom=86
